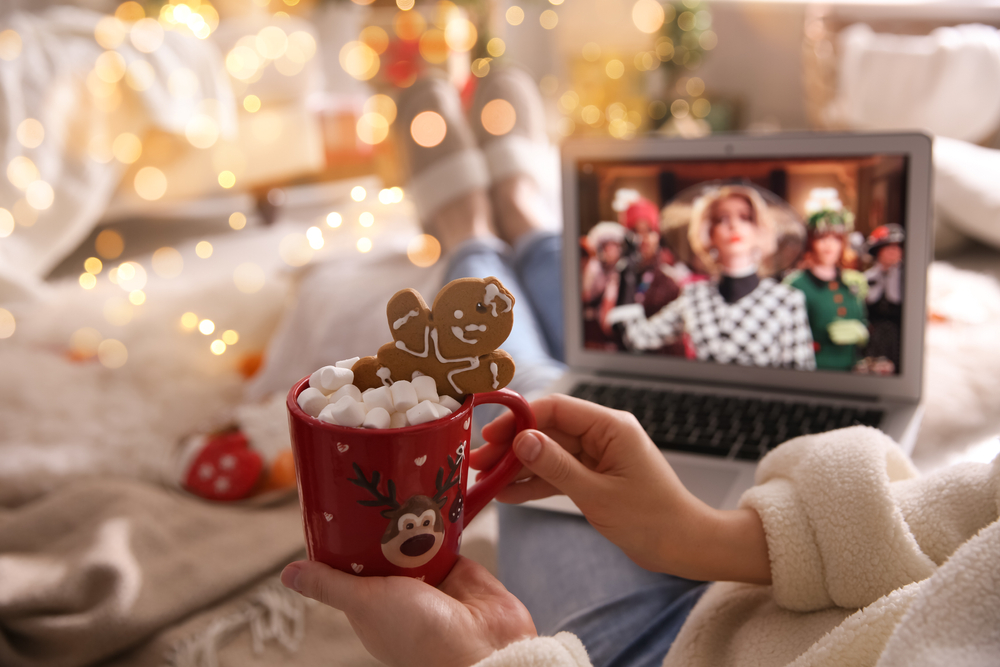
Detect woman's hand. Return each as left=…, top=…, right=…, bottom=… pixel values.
left=281, top=556, right=536, bottom=667
left=474, top=394, right=771, bottom=584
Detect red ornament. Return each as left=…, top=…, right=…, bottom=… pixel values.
left=183, top=431, right=264, bottom=502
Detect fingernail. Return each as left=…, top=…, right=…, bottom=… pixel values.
left=280, top=563, right=303, bottom=592
left=515, top=432, right=541, bottom=463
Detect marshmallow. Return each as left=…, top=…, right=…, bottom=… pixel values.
left=324, top=395, right=366, bottom=427
left=363, top=407, right=391, bottom=429
left=412, top=375, right=439, bottom=403
left=389, top=380, right=418, bottom=413
left=430, top=402, right=453, bottom=419
left=363, top=386, right=395, bottom=413
left=297, top=387, right=329, bottom=417
left=406, top=400, right=440, bottom=426
left=389, top=412, right=409, bottom=429
left=336, top=357, right=360, bottom=369
left=438, top=395, right=462, bottom=412
left=310, top=365, right=354, bottom=394
left=328, top=384, right=362, bottom=404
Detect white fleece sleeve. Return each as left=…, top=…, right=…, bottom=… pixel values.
left=470, top=632, right=591, bottom=667
left=739, top=426, right=937, bottom=611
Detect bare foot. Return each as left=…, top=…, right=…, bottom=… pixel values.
left=490, top=174, right=548, bottom=247
left=426, top=189, right=497, bottom=253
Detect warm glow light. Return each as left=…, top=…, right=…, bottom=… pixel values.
left=222, top=329, right=239, bottom=345
left=186, top=114, right=219, bottom=149
left=379, top=189, right=393, bottom=204
left=210, top=339, right=227, bottom=355
left=280, top=233, right=313, bottom=267
left=351, top=186, right=367, bottom=201
left=487, top=38, right=506, bottom=57
left=96, top=229, right=124, bottom=259
left=392, top=186, right=404, bottom=201
left=152, top=246, right=183, bottom=278
left=7, top=156, right=39, bottom=190
left=359, top=212, right=374, bottom=227
left=135, top=166, right=167, bottom=200
left=410, top=111, right=447, bottom=148
left=357, top=237, right=373, bottom=253
left=195, top=241, right=213, bottom=258
left=26, top=180, right=54, bottom=210
left=12, top=199, right=37, bottom=227
left=115, top=1, right=145, bottom=22
left=169, top=68, right=200, bottom=98
left=0, top=308, right=14, bottom=339
left=256, top=26, right=289, bottom=60
left=472, top=58, right=492, bottom=78
left=558, top=117, right=575, bottom=136
left=108, top=267, right=119, bottom=284
left=407, top=234, right=441, bottom=267
left=356, top=112, right=389, bottom=145
left=687, top=77, right=706, bottom=97
left=70, top=327, right=102, bottom=358
left=80, top=273, right=98, bottom=290
left=339, top=41, right=379, bottom=81
left=103, top=297, right=133, bottom=326
left=243, top=95, right=261, bottom=112
left=506, top=6, right=524, bottom=25
left=229, top=212, right=247, bottom=230
left=419, top=29, right=449, bottom=65
left=17, top=119, right=44, bottom=148
left=539, top=10, right=558, bottom=29
left=326, top=212, right=342, bottom=228
left=226, top=45, right=261, bottom=81
left=0, top=30, right=23, bottom=62
left=129, top=289, right=146, bottom=305
left=286, top=30, right=317, bottom=63
left=582, top=105, right=601, bottom=125
left=364, top=94, right=397, bottom=124
left=181, top=312, right=199, bottom=330
left=394, top=10, right=426, bottom=41
left=131, top=18, right=165, bottom=53
left=397, top=0, right=415, bottom=9
left=481, top=99, right=516, bottom=136
left=250, top=111, right=283, bottom=144
left=95, top=16, right=127, bottom=49
left=671, top=99, right=690, bottom=118
left=606, top=60, right=625, bottom=79
left=218, top=171, right=236, bottom=188
left=359, top=26, right=389, bottom=54
left=117, top=261, right=147, bottom=291
left=582, top=42, right=601, bottom=62
left=700, top=30, right=718, bottom=50
left=95, top=50, right=127, bottom=83
left=444, top=18, right=477, bottom=52
left=0, top=208, right=13, bottom=238
left=199, top=319, right=215, bottom=335
left=125, top=60, right=156, bottom=91
left=632, top=0, right=665, bottom=34
left=234, top=262, right=265, bottom=293
left=656, top=39, right=675, bottom=61
left=113, top=133, right=142, bottom=164
left=98, top=338, right=128, bottom=368
left=85, top=257, right=103, bottom=274
left=678, top=11, right=695, bottom=31
left=307, top=226, right=324, bottom=249
left=559, top=90, right=579, bottom=113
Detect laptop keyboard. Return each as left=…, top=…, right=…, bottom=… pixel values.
left=569, top=382, right=884, bottom=461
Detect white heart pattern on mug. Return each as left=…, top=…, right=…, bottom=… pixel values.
left=351, top=563, right=363, bottom=573
left=337, top=443, right=349, bottom=453
left=323, top=512, right=332, bottom=522
left=417, top=575, right=426, bottom=582
left=414, top=455, right=427, bottom=466
left=464, top=418, right=471, bottom=430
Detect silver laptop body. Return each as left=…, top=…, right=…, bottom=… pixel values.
left=532, top=132, right=933, bottom=513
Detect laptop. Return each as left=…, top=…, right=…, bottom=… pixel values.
left=530, top=131, right=933, bottom=514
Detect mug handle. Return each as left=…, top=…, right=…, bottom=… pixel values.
left=463, top=388, right=536, bottom=526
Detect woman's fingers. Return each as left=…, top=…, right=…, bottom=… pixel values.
left=511, top=429, right=605, bottom=504
left=281, top=560, right=361, bottom=614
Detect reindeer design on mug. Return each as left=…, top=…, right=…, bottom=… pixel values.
left=348, top=455, right=462, bottom=569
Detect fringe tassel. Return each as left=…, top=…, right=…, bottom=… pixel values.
left=165, top=578, right=306, bottom=667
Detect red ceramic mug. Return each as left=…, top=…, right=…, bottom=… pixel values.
left=286, top=376, right=533, bottom=586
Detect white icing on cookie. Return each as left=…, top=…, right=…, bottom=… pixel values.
left=376, top=366, right=393, bottom=386
left=454, top=310, right=463, bottom=319
left=483, top=283, right=512, bottom=318
left=451, top=326, right=478, bottom=345
left=430, top=328, right=480, bottom=394
left=393, top=309, right=420, bottom=331
left=490, top=362, right=499, bottom=389
left=396, top=326, right=431, bottom=358
left=465, top=324, right=486, bottom=332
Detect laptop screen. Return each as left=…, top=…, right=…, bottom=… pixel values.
left=577, top=153, right=909, bottom=377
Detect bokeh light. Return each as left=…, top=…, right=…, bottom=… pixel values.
left=407, top=234, right=441, bottom=267
left=351, top=186, right=367, bottom=201
left=70, top=327, right=102, bottom=358
left=152, top=246, right=183, bottom=278
left=481, top=99, right=516, bottom=136
left=671, top=99, right=691, bottom=118
left=394, top=10, right=426, bottom=41
left=700, top=31, right=718, bottom=50
left=686, top=77, right=706, bottom=97
left=116, top=261, right=147, bottom=291
left=135, top=166, right=167, bottom=200
left=678, top=11, right=695, bottom=31
left=210, top=339, right=227, bottom=355
left=115, top=1, right=145, bottom=22
left=357, top=237, right=373, bottom=253
left=195, top=241, right=213, bottom=258
left=130, top=18, right=165, bottom=54
left=95, top=50, right=127, bottom=83
left=129, top=290, right=146, bottom=305
left=582, top=42, right=601, bottom=62
left=84, top=257, right=103, bottom=274
left=632, top=0, right=665, bottom=33
left=339, top=41, right=379, bottom=80
left=12, top=199, right=37, bottom=227
left=226, top=45, right=261, bottom=81
left=0, top=308, right=14, bottom=339
left=234, top=262, right=265, bottom=293
left=471, top=58, right=491, bottom=78
left=606, top=60, right=625, bottom=79
left=7, top=156, right=39, bottom=190
left=125, top=60, right=156, bottom=91
left=280, top=233, right=313, bottom=266
left=17, top=119, right=44, bottom=148
left=559, top=90, right=579, bottom=113
left=410, top=111, right=447, bottom=148
left=357, top=112, right=389, bottom=145
left=80, top=273, right=98, bottom=289
left=185, top=114, right=220, bottom=149
left=539, top=10, right=558, bottom=29
left=113, top=133, right=142, bottom=164
left=326, top=212, right=342, bottom=228
left=444, top=19, right=477, bottom=52
left=199, top=318, right=215, bottom=335
left=582, top=105, right=602, bottom=125
left=103, top=297, right=133, bottom=326
left=506, top=6, right=524, bottom=25
left=26, top=180, right=54, bottom=210
left=95, top=16, right=127, bottom=49
left=218, top=171, right=236, bottom=188
left=181, top=312, right=199, bottom=330
left=0, top=208, right=13, bottom=238
left=359, top=212, right=374, bottom=227
left=251, top=111, right=283, bottom=143
left=96, top=229, right=124, bottom=259
left=306, top=226, right=324, bottom=249
left=243, top=95, right=261, bottom=112
left=229, top=212, right=247, bottom=230
left=419, top=30, right=448, bottom=65
left=97, top=338, right=128, bottom=368
left=364, top=94, right=397, bottom=124
left=222, top=329, right=239, bottom=345
left=0, top=30, right=23, bottom=61
left=359, top=26, right=389, bottom=54
left=256, top=26, right=288, bottom=60
left=692, top=98, right=711, bottom=118
left=487, top=38, right=506, bottom=57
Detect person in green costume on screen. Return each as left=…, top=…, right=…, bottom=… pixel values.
left=784, top=209, right=869, bottom=371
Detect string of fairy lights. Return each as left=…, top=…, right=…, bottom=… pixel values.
left=0, top=0, right=718, bottom=363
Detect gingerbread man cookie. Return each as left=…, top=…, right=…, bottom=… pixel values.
left=352, top=277, right=516, bottom=400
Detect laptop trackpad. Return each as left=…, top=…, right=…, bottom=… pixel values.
left=668, top=459, right=741, bottom=510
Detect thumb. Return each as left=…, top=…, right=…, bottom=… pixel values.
left=513, top=429, right=599, bottom=501
left=281, top=560, right=357, bottom=613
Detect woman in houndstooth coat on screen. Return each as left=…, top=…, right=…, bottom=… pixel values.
left=609, top=184, right=816, bottom=370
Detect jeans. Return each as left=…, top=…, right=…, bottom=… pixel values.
left=445, top=233, right=705, bottom=666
